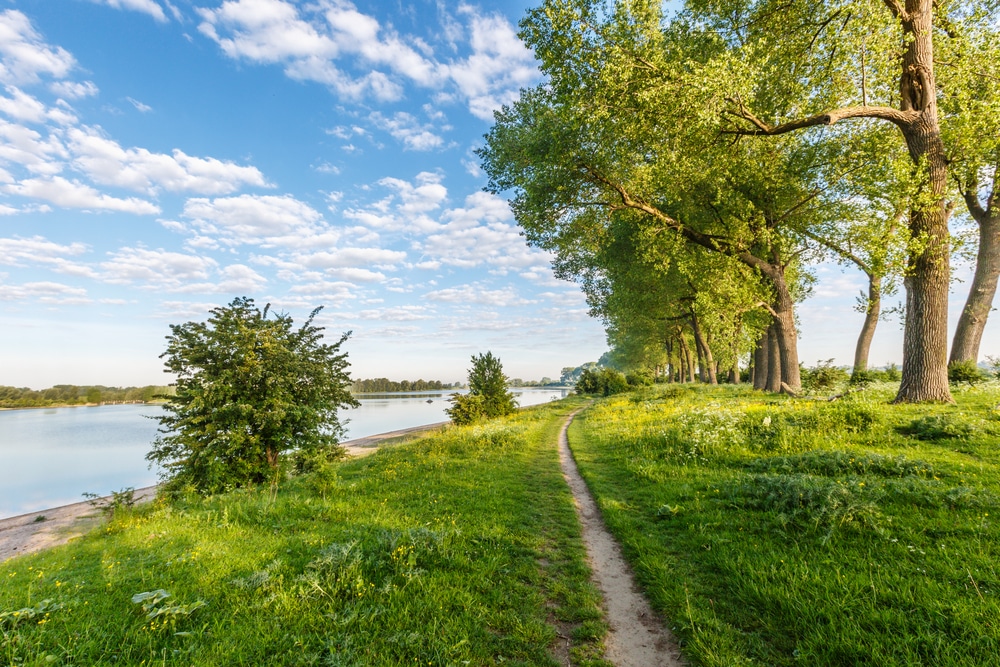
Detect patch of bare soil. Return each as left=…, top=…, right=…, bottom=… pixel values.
left=559, top=412, right=686, bottom=667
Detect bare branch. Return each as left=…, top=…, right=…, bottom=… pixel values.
left=723, top=102, right=919, bottom=135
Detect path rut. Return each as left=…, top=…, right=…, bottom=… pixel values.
left=558, top=411, right=685, bottom=667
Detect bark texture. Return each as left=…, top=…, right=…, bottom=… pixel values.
left=854, top=277, right=882, bottom=373
left=950, top=187, right=1000, bottom=364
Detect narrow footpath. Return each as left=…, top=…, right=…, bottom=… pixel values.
left=559, top=411, right=686, bottom=667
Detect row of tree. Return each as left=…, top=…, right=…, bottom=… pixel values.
left=481, top=0, right=1000, bottom=403
left=0, top=384, right=174, bottom=409
left=351, top=378, right=459, bottom=393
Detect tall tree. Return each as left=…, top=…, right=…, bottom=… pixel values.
left=700, top=0, right=957, bottom=401
left=482, top=1, right=836, bottom=392
left=149, top=298, right=358, bottom=494
left=939, top=9, right=1000, bottom=364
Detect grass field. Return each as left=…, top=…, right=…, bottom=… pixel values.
left=568, top=382, right=1000, bottom=666
left=0, top=397, right=610, bottom=666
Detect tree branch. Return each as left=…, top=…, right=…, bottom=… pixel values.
left=723, top=100, right=919, bottom=134
left=881, top=0, right=909, bottom=21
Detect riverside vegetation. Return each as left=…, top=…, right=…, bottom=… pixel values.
left=3, top=383, right=999, bottom=665
left=0, top=398, right=609, bottom=666
left=570, top=382, right=1000, bottom=666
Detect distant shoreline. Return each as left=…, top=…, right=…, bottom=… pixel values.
left=0, top=401, right=163, bottom=412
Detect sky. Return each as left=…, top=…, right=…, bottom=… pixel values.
left=0, top=0, right=996, bottom=390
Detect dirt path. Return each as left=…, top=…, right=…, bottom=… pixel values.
left=559, top=412, right=686, bottom=667
left=0, top=422, right=450, bottom=563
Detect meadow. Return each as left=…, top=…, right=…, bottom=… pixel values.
left=569, top=382, right=1000, bottom=666
left=4, top=381, right=1000, bottom=666
left=0, top=397, right=609, bottom=666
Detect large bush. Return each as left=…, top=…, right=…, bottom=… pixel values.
left=148, top=297, right=359, bottom=494
left=576, top=368, right=629, bottom=396
left=446, top=352, right=518, bottom=425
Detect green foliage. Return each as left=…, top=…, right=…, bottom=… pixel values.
left=351, top=378, right=454, bottom=393
left=0, top=384, right=173, bottom=409
left=897, top=415, right=976, bottom=441
left=444, top=392, right=487, bottom=426
left=949, top=359, right=986, bottom=386
left=0, top=398, right=609, bottom=666
left=148, top=297, right=359, bottom=495
left=800, top=359, right=849, bottom=392
left=575, top=368, right=629, bottom=396
left=81, top=487, right=137, bottom=519
left=569, top=384, right=1000, bottom=666
left=446, top=352, right=517, bottom=425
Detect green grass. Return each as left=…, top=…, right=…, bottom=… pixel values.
left=567, top=382, right=1000, bottom=666
left=0, top=397, right=610, bottom=666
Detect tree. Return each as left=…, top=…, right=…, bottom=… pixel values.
left=148, top=297, right=359, bottom=494
left=700, top=0, right=964, bottom=401
left=446, top=352, right=518, bottom=425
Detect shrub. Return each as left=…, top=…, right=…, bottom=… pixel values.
left=446, top=352, right=517, bottom=425
left=576, top=368, right=629, bottom=396
left=948, top=359, right=985, bottom=386
left=625, top=370, right=654, bottom=387
left=149, top=298, right=359, bottom=495
left=445, top=393, right=488, bottom=426
left=897, top=415, right=975, bottom=441
left=801, top=359, right=849, bottom=391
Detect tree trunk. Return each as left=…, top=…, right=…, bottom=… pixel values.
left=690, top=313, right=718, bottom=384
left=764, top=268, right=801, bottom=392
left=753, top=328, right=769, bottom=390
left=893, top=1, right=953, bottom=403
left=679, top=334, right=694, bottom=383
left=950, top=209, right=1000, bottom=364
left=766, top=321, right=782, bottom=393
left=854, top=274, right=882, bottom=374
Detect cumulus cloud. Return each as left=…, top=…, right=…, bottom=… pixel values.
left=0, top=11, right=76, bottom=85
left=67, top=128, right=270, bottom=195
left=369, top=111, right=446, bottom=151
left=179, top=194, right=329, bottom=247
left=95, top=0, right=170, bottom=23
left=0, top=280, right=89, bottom=304
left=0, top=235, right=96, bottom=277
left=424, top=283, right=532, bottom=307
left=4, top=176, right=161, bottom=214
left=195, top=0, right=539, bottom=117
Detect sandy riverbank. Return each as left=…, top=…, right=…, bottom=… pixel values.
left=0, top=421, right=449, bottom=563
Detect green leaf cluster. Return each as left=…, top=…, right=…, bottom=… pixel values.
left=148, top=297, right=359, bottom=495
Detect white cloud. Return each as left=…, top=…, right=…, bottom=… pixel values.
left=354, top=305, right=431, bottom=321
left=0, top=235, right=96, bottom=277
left=126, top=96, right=153, bottom=112
left=0, top=11, right=77, bottom=85
left=101, top=247, right=216, bottom=288
left=67, top=127, right=270, bottom=195
left=297, top=247, right=406, bottom=269
left=195, top=1, right=539, bottom=117
left=50, top=80, right=98, bottom=99
left=4, top=176, right=161, bottom=214
left=179, top=194, right=328, bottom=247
left=424, top=283, right=532, bottom=307
left=95, top=0, right=170, bottom=23
left=369, top=111, right=445, bottom=151
left=0, top=280, right=89, bottom=304
left=0, top=86, right=75, bottom=124
left=0, top=118, right=67, bottom=175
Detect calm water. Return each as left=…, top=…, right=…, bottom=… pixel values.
left=0, top=387, right=569, bottom=518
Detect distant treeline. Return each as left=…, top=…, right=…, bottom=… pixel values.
left=351, top=378, right=461, bottom=393
left=0, top=384, right=175, bottom=409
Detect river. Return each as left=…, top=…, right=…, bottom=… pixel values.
left=0, top=387, right=570, bottom=518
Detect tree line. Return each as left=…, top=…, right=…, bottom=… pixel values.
left=351, top=378, right=460, bottom=393
left=480, top=0, right=1000, bottom=403
left=0, top=384, right=174, bottom=409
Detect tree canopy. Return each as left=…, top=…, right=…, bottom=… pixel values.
left=148, top=297, right=359, bottom=494
left=446, top=352, right=518, bottom=425
left=480, top=0, right=1000, bottom=401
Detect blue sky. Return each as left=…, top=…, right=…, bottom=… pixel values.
left=0, top=0, right=995, bottom=389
